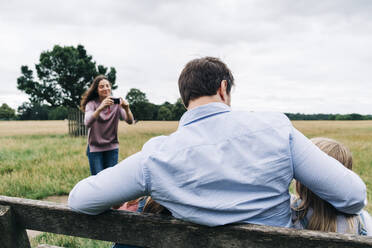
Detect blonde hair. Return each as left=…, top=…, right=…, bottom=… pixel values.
left=311, top=137, right=353, bottom=170
left=295, top=137, right=356, bottom=233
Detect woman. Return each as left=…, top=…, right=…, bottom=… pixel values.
left=292, top=137, right=371, bottom=235
left=80, top=75, right=134, bottom=175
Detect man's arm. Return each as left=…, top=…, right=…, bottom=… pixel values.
left=68, top=152, right=146, bottom=215
left=291, top=128, right=367, bottom=214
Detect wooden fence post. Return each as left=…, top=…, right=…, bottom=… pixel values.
left=0, top=205, right=31, bottom=248
left=68, top=108, right=87, bottom=136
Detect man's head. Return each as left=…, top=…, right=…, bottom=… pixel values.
left=178, top=57, right=234, bottom=108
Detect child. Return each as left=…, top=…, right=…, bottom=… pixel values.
left=292, top=137, right=371, bottom=235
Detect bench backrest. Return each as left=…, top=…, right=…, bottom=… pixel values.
left=1, top=195, right=372, bottom=248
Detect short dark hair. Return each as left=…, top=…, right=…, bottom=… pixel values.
left=178, top=57, right=234, bottom=107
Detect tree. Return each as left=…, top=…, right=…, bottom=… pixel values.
left=126, top=88, right=148, bottom=105
left=17, top=102, right=50, bottom=120
left=158, top=106, right=173, bottom=121
left=17, top=44, right=116, bottom=108
left=172, top=98, right=186, bottom=120
left=349, top=113, right=363, bottom=120
left=0, top=103, right=16, bottom=120
left=138, top=102, right=159, bottom=120
left=48, top=106, right=69, bottom=120
left=126, top=88, right=157, bottom=120
left=16, top=102, right=69, bottom=120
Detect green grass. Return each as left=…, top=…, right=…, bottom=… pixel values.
left=0, top=127, right=174, bottom=200
left=0, top=134, right=88, bottom=199
left=0, top=120, right=371, bottom=247
left=31, top=233, right=112, bottom=248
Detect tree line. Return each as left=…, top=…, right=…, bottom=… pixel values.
left=0, top=88, right=186, bottom=121
left=2, top=101, right=371, bottom=121
left=284, top=113, right=372, bottom=121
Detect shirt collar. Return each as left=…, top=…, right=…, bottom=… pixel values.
left=179, top=102, right=231, bottom=127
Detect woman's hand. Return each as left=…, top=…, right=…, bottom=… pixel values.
left=120, top=97, right=130, bottom=109
left=97, top=96, right=114, bottom=111
left=120, top=97, right=134, bottom=124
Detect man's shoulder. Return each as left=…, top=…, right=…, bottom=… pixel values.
left=139, top=111, right=292, bottom=157
left=232, top=111, right=292, bottom=127
left=141, top=135, right=169, bottom=154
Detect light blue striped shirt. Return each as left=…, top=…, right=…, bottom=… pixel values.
left=69, top=102, right=366, bottom=227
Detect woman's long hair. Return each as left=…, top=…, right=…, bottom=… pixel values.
left=80, top=75, right=108, bottom=112
left=295, top=137, right=356, bottom=233
left=143, top=197, right=171, bottom=215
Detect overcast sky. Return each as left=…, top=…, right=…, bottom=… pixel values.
left=1, top=0, right=371, bottom=114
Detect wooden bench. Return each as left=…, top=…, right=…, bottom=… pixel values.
left=1, top=195, right=372, bottom=248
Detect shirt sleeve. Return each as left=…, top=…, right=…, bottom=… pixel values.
left=291, top=127, right=367, bottom=214
left=119, top=106, right=127, bottom=121
left=68, top=152, right=147, bottom=215
left=84, top=101, right=97, bottom=128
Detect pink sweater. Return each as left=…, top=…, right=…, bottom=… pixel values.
left=84, top=99, right=127, bottom=152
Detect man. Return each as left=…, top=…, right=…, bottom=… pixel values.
left=69, top=57, right=366, bottom=227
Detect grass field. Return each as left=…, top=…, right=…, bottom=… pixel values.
left=0, top=120, right=371, bottom=247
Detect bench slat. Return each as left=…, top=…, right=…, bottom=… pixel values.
left=1, top=195, right=371, bottom=248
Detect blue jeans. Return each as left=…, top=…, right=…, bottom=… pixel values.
left=86, top=146, right=118, bottom=175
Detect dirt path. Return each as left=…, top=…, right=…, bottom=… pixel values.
left=27, top=195, right=69, bottom=239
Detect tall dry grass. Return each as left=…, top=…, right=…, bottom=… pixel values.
left=0, top=120, right=68, bottom=136
left=0, top=120, right=370, bottom=212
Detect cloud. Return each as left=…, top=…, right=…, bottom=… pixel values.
left=0, top=0, right=371, bottom=114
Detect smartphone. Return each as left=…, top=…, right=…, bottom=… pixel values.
left=112, top=98, right=120, bottom=104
